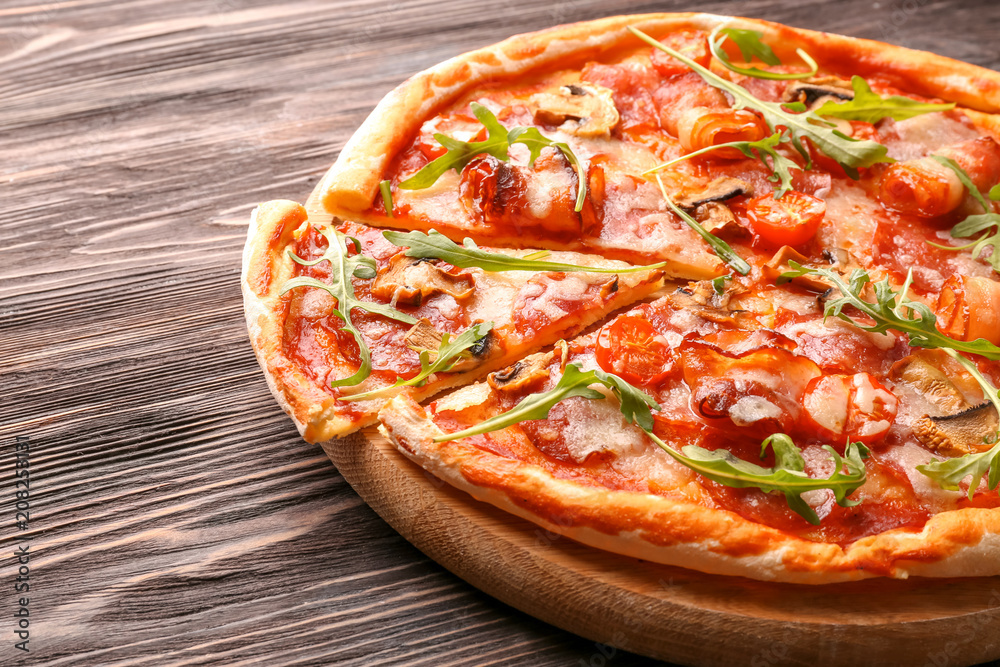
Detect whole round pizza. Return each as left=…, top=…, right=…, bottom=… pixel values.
left=241, top=13, right=1000, bottom=584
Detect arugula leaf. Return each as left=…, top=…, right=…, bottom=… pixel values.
left=383, top=229, right=667, bottom=274
left=653, top=174, right=751, bottom=275
left=379, top=179, right=394, bottom=217
left=282, top=227, right=417, bottom=388
left=709, top=26, right=818, bottom=81
left=434, top=363, right=660, bottom=442
left=629, top=26, right=893, bottom=177
left=646, top=132, right=800, bottom=198
left=398, top=102, right=588, bottom=212
left=917, top=442, right=1000, bottom=501
left=778, top=262, right=1000, bottom=360
left=815, top=76, right=955, bottom=123
left=925, top=155, right=1000, bottom=272
left=646, top=432, right=868, bottom=524
left=341, top=321, right=493, bottom=402
left=991, top=184, right=1000, bottom=201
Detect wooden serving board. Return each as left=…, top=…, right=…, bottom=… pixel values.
left=303, top=183, right=1000, bottom=667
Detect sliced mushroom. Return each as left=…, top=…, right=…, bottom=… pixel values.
left=674, top=177, right=754, bottom=210
left=371, top=253, right=475, bottom=306
left=404, top=319, right=497, bottom=373
left=529, top=83, right=619, bottom=138
left=912, top=403, right=999, bottom=457
left=890, top=354, right=971, bottom=415
left=599, top=274, right=619, bottom=299
left=488, top=351, right=553, bottom=393
left=694, top=201, right=745, bottom=236
left=784, top=76, right=854, bottom=108
left=667, top=281, right=753, bottom=327
left=761, top=246, right=832, bottom=292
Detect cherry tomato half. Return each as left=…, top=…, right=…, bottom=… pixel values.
left=595, top=316, right=675, bottom=386
left=800, top=373, right=898, bottom=445
left=745, top=190, right=826, bottom=247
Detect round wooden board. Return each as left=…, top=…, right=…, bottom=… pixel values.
left=302, top=172, right=1000, bottom=667
left=325, top=429, right=1000, bottom=667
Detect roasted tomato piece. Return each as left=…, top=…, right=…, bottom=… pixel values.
left=460, top=153, right=580, bottom=235
left=676, top=108, right=769, bottom=159
left=745, top=190, right=825, bottom=247
left=650, top=31, right=712, bottom=77
left=801, top=373, right=898, bottom=445
left=595, top=315, right=676, bottom=386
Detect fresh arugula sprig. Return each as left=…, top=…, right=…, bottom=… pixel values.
left=646, top=431, right=868, bottom=525
left=281, top=227, right=417, bottom=388
left=815, top=76, right=955, bottom=123
left=398, top=102, right=588, bottom=212
left=709, top=26, right=818, bottom=81
left=383, top=229, right=667, bottom=274
left=926, top=155, right=1000, bottom=272
left=653, top=174, right=751, bottom=275
left=629, top=26, right=893, bottom=177
left=434, top=363, right=660, bottom=442
left=646, top=132, right=800, bottom=198
left=779, top=262, right=1000, bottom=360
left=437, top=362, right=866, bottom=523
left=341, top=322, right=494, bottom=402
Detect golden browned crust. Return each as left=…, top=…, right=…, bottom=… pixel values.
left=241, top=200, right=666, bottom=442
left=241, top=200, right=357, bottom=442
left=320, top=12, right=1000, bottom=218
left=380, top=393, right=1000, bottom=584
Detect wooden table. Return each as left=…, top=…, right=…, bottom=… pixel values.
left=4, top=1, right=1000, bottom=665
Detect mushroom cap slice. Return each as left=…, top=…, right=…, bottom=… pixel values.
left=529, top=83, right=619, bottom=138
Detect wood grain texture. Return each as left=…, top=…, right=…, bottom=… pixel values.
left=2, top=1, right=1000, bottom=665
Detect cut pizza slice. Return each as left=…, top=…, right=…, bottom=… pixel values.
left=379, top=275, right=1000, bottom=583
left=242, top=199, right=665, bottom=441
left=316, top=14, right=1000, bottom=291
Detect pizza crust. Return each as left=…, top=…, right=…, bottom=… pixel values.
left=320, top=12, right=1000, bottom=219
left=380, top=393, right=1000, bottom=583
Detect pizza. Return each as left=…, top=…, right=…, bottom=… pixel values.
left=242, top=13, right=1000, bottom=583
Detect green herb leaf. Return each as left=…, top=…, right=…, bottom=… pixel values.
left=383, top=229, right=667, bottom=274
left=709, top=26, right=818, bottom=81
left=434, top=363, right=661, bottom=442
left=282, top=227, right=417, bottom=388
left=815, top=76, right=955, bottom=123
left=341, top=321, right=494, bottom=402
left=990, top=184, right=1000, bottom=201
left=646, top=132, right=800, bottom=198
left=379, top=179, right=394, bottom=217
left=654, top=174, right=751, bottom=275
left=917, top=441, right=1000, bottom=501
left=778, top=262, right=1000, bottom=360
left=646, top=432, right=868, bottom=524
left=398, top=103, right=588, bottom=212
left=927, top=155, right=1000, bottom=272
left=398, top=103, right=510, bottom=190
left=630, top=26, right=894, bottom=177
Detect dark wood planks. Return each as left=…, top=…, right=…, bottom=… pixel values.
left=2, top=1, right=1000, bottom=665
